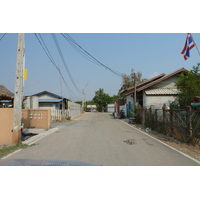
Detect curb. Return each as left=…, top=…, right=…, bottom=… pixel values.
left=22, top=127, right=60, bottom=145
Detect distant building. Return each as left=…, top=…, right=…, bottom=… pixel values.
left=24, top=91, right=69, bottom=110
left=0, top=85, right=14, bottom=108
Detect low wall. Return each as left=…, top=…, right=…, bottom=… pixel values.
left=0, top=108, right=50, bottom=145
left=68, top=102, right=82, bottom=119
left=0, top=108, right=20, bottom=145
left=22, top=109, right=51, bottom=129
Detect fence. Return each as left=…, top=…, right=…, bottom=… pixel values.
left=68, top=101, right=82, bottom=119
left=51, top=109, right=69, bottom=122
left=51, top=102, right=82, bottom=122
left=136, top=107, right=200, bottom=145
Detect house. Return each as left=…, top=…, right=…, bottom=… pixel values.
left=0, top=85, right=14, bottom=108
left=25, top=91, right=69, bottom=111
left=121, top=68, right=188, bottom=116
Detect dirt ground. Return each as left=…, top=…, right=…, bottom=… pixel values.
left=128, top=122, right=200, bottom=162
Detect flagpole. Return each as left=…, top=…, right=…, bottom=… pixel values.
left=190, top=33, right=200, bottom=56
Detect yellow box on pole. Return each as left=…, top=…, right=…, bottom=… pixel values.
left=23, top=69, right=28, bottom=80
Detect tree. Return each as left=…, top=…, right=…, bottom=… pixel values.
left=175, top=63, right=200, bottom=107
left=118, top=68, right=147, bottom=98
left=93, top=88, right=114, bottom=112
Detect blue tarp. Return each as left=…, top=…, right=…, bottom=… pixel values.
left=191, top=103, right=200, bottom=106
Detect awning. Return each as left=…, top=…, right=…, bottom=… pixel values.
left=145, top=88, right=178, bottom=95
left=39, top=99, right=63, bottom=103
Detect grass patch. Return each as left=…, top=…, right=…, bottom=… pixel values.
left=0, top=143, right=32, bottom=158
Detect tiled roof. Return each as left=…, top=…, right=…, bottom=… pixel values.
left=137, top=68, right=188, bottom=92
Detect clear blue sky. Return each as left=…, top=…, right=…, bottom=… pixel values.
left=1, top=33, right=200, bottom=101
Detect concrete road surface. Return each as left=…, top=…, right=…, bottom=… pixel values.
left=3, top=112, right=200, bottom=166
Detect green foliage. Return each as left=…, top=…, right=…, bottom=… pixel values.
left=66, top=116, right=71, bottom=121
left=118, top=68, right=147, bottom=98
left=86, top=100, right=95, bottom=105
left=175, top=63, right=200, bottom=107
left=93, top=88, right=114, bottom=112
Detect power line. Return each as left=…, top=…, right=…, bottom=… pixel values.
left=61, top=33, right=123, bottom=78
left=0, top=33, right=6, bottom=41
left=51, top=33, right=80, bottom=93
left=34, top=33, right=78, bottom=101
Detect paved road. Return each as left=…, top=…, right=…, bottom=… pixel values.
left=4, top=112, right=200, bottom=166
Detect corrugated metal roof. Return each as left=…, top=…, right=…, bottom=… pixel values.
left=39, top=99, right=62, bottom=103
left=31, top=91, right=68, bottom=100
left=145, top=88, right=178, bottom=95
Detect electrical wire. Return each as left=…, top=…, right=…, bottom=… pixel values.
left=61, top=33, right=123, bottom=78
left=0, top=33, right=6, bottom=41
left=51, top=33, right=80, bottom=93
left=34, top=33, right=78, bottom=101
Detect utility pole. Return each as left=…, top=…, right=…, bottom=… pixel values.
left=13, top=34, right=25, bottom=140
left=82, top=89, right=85, bottom=111
left=82, top=83, right=88, bottom=112
left=58, top=61, right=64, bottom=119
left=134, top=73, right=136, bottom=110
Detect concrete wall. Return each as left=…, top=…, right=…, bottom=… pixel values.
left=107, top=104, right=115, bottom=113
left=38, top=94, right=55, bottom=99
left=0, top=108, right=51, bottom=145
left=150, top=76, right=177, bottom=89
left=68, top=101, right=82, bottom=119
left=0, top=108, right=20, bottom=145
left=24, top=96, right=39, bottom=109
left=144, top=95, right=175, bottom=109
left=22, top=109, right=51, bottom=129
left=126, top=94, right=134, bottom=106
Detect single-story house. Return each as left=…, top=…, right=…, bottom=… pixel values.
left=121, top=68, right=188, bottom=116
left=0, top=85, right=14, bottom=108
left=24, top=91, right=69, bottom=111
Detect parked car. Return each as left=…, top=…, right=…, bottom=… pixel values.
left=86, top=107, right=91, bottom=112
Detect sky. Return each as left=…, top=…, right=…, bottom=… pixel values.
left=1, top=33, right=200, bottom=102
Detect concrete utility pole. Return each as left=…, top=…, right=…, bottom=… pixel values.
left=134, top=73, right=136, bottom=110
left=58, top=61, right=65, bottom=119
left=82, top=83, right=88, bottom=111
left=13, top=33, right=25, bottom=136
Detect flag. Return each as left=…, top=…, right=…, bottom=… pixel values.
left=181, top=33, right=195, bottom=60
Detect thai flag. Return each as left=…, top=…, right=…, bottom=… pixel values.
left=181, top=33, right=195, bottom=60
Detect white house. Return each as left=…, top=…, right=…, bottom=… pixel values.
left=121, top=68, right=188, bottom=116
left=25, top=91, right=69, bottom=111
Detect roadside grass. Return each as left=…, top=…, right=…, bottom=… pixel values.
left=0, top=143, right=35, bottom=158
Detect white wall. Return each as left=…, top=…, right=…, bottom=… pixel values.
left=24, top=96, right=38, bottom=109
left=38, top=94, right=55, bottom=99
left=68, top=101, right=82, bottom=119
left=126, top=94, right=134, bottom=105
left=150, top=76, right=178, bottom=89
left=145, top=95, right=175, bottom=109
